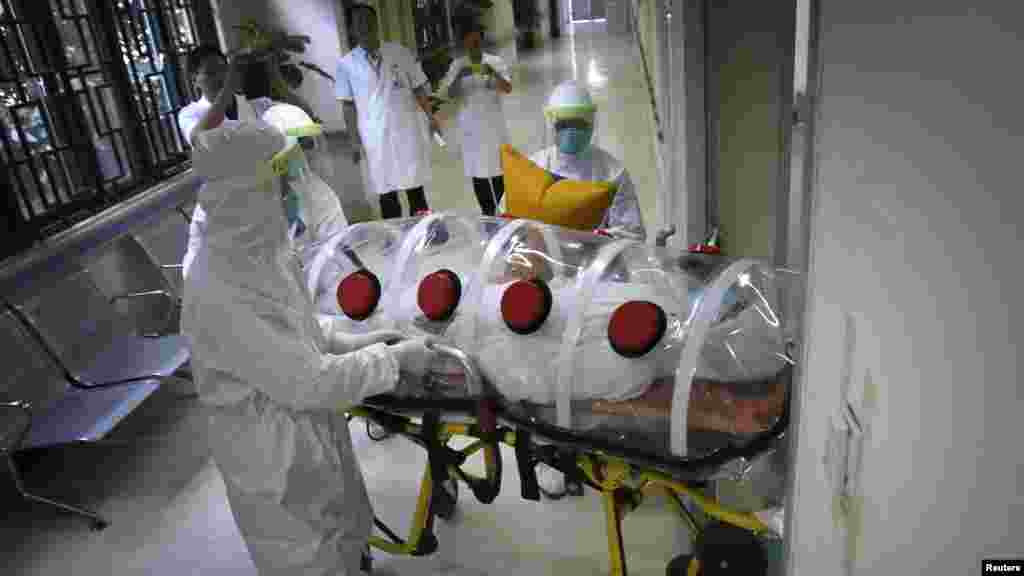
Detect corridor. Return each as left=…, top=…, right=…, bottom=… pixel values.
left=393, top=20, right=660, bottom=235
left=1, top=22, right=684, bottom=576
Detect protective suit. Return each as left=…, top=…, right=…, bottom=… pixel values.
left=181, top=114, right=433, bottom=575
left=501, top=81, right=646, bottom=241
left=179, top=95, right=276, bottom=280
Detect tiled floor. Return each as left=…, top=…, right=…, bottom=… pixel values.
left=2, top=23, right=691, bottom=576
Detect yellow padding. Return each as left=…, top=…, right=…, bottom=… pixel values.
left=500, top=144, right=614, bottom=231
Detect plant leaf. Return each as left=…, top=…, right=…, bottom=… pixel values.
left=297, top=61, right=335, bottom=82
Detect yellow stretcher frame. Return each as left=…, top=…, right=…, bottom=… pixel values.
left=348, top=405, right=777, bottom=576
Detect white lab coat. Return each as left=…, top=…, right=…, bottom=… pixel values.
left=177, top=95, right=274, bottom=279
left=438, top=54, right=512, bottom=178
left=181, top=119, right=400, bottom=575
left=336, top=43, right=433, bottom=196
left=499, top=145, right=647, bottom=241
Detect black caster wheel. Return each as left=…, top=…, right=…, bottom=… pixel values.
left=366, top=419, right=393, bottom=442
left=666, top=554, right=695, bottom=576
left=90, top=520, right=109, bottom=532
left=434, top=477, right=459, bottom=521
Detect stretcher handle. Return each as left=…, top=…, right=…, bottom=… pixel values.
left=425, top=342, right=485, bottom=398
left=425, top=341, right=503, bottom=504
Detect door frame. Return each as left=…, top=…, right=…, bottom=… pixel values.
left=782, top=0, right=822, bottom=568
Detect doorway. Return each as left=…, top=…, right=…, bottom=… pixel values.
left=572, top=0, right=607, bottom=22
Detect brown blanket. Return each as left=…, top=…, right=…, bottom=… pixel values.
left=423, top=372, right=787, bottom=437
left=589, top=378, right=787, bottom=436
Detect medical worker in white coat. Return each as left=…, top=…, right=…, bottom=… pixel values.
left=181, top=113, right=438, bottom=575
left=501, top=80, right=647, bottom=242
left=336, top=3, right=438, bottom=219
left=437, top=14, right=512, bottom=216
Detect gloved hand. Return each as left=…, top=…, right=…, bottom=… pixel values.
left=389, top=337, right=439, bottom=376
left=324, top=327, right=405, bottom=355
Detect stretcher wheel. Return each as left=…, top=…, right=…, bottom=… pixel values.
left=608, top=300, right=667, bottom=358
left=338, top=270, right=382, bottom=321
left=666, top=555, right=696, bottom=576
left=366, top=419, right=394, bottom=442
left=417, top=269, right=462, bottom=322
left=90, top=520, right=109, bottom=532
left=434, top=477, right=459, bottom=521
left=692, top=522, right=767, bottom=575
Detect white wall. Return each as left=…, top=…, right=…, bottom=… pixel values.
left=789, top=1, right=1024, bottom=574
left=268, top=0, right=347, bottom=131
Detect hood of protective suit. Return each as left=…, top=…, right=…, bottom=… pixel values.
left=545, top=81, right=597, bottom=156
left=191, top=120, right=290, bottom=267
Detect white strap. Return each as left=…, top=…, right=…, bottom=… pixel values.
left=670, top=258, right=760, bottom=456
left=554, top=238, right=637, bottom=429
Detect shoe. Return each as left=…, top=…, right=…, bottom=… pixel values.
left=566, top=478, right=584, bottom=497
left=536, top=462, right=567, bottom=500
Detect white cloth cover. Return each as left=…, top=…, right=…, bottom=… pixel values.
left=336, top=43, right=433, bottom=195
left=181, top=118, right=400, bottom=575
left=437, top=53, right=512, bottom=179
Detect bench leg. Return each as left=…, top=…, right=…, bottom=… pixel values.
left=6, top=455, right=110, bottom=531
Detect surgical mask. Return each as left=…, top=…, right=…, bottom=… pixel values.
left=556, top=126, right=593, bottom=155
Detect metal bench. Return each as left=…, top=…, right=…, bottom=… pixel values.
left=0, top=300, right=173, bottom=531
left=17, top=265, right=190, bottom=387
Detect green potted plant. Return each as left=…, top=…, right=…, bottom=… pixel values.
left=234, top=20, right=335, bottom=112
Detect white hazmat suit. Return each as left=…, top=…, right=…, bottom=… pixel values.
left=181, top=116, right=433, bottom=575
left=498, top=81, right=646, bottom=241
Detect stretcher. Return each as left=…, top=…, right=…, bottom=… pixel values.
left=303, top=213, right=797, bottom=575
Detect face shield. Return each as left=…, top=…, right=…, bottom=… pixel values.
left=543, top=81, right=598, bottom=157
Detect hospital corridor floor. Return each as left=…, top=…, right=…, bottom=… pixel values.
left=1, top=24, right=685, bottom=576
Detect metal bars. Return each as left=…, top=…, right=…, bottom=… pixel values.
left=1, top=0, right=209, bottom=261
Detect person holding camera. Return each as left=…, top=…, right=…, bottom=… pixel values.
left=437, top=14, right=513, bottom=216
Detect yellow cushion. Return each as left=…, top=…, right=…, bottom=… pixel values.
left=500, top=144, right=614, bottom=231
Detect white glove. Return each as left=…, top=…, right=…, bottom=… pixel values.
left=326, top=329, right=406, bottom=355
left=389, top=337, right=439, bottom=376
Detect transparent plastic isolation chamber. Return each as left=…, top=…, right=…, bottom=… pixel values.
left=306, top=214, right=796, bottom=458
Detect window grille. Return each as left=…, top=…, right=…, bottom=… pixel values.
left=1, top=0, right=213, bottom=260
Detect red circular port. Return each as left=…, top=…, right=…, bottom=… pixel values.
left=417, top=269, right=462, bottom=322
left=337, top=270, right=382, bottom=321
left=501, top=279, right=553, bottom=334
left=608, top=301, right=667, bottom=358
